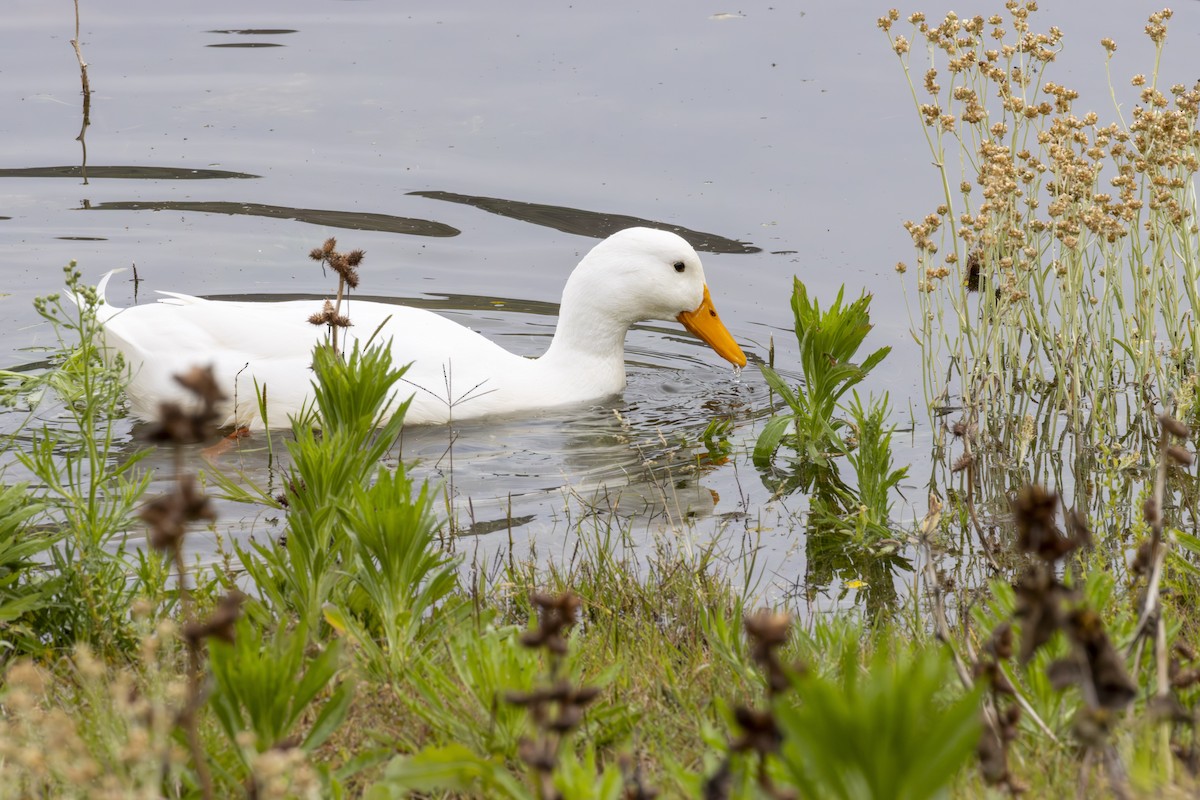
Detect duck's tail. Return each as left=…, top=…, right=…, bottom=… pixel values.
left=65, top=269, right=124, bottom=322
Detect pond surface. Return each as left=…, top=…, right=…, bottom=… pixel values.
left=3, top=0, right=1196, bottom=606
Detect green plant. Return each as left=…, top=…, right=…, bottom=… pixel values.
left=700, top=613, right=980, bottom=800
left=0, top=483, right=56, bottom=661
left=208, top=616, right=352, bottom=764
left=16, top=265, right=153, bottom=657
left=773, top=639, right=981, bottom=800
left=697, top=417, right=734, bottom=466
left=371, top=592, right=645, bottom=799
left=237, top=342, right=414, bottom=634
left=323, top=465, right=460, bottom=678
left=811, top=392, right=909, bottom=543
left=754, top=279, right=890, bottom=495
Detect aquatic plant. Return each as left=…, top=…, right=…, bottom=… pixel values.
left=754, top=278, right=890, bottom=479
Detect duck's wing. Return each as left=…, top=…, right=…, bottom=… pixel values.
left=339, top=301, right=536, bottom=419
left=103, top=295, right=535, bottom=426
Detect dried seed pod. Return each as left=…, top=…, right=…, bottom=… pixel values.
left=182, top=591, right=244, bottom=645
left=1159, top=414, right=1192, bottom=439
left=173, top=365, right=226, bottom=407
left=1167, top=445, right=1194, bottom=466
left=1132, top=539, right=1154, bottom=575
left=1143, top=497, right=1160, bottom=525
left=976, top=713, right=1010, bottom=786
left=141, top=493, right=186, bottom=553
left=1013, top=485, right=1078, bottom=561
left=730, top=706, right=783, bottom=755
left=744, top=609, right=791, bottom=648
left=988, top=622, right=1014, bottom=660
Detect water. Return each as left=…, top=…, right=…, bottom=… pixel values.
left=3, top=0, right=1194, bottom=604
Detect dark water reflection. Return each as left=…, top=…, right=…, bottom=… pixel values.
left=0, top=166, right=259, bottom=180
left=411, top=190, right=761, bottom=254
left=83, top=200, right=460, bottom=237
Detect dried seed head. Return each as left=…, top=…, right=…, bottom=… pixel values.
left=1132, top=538, right=1154, bottom=575
left=182, top=591, right=245, bottom=646
left=517, top=737, right=557, bottom=772
left=730, top=706, right=783, bottom=755
left=976, top=714, right=1010, bottom=786
left=308, top=300, right=349, bottom=327
left=173, top=365, right=226, bottom=408
left=520, top=591, right=582, bottom=655
left=1159, top=414, right=1191, bottom=438
left=1066, top=608, right=1137, bottom=709
left=141, top=493, right=187, bottom=553
left=988, top=622, right=1014, bottom=660
left=1167, top=445, right=1195, bottom=466
left=1143, top=496, right=1160, bottom=525
left=548, top=705, right=584, bottom=732
left=743, top=609, right=791, bottom=647
left=1013, top=485, right=1069, bottom=560
left=1014, top=567, right=1074, bottom=662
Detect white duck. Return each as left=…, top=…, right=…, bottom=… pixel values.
left=93, top=227, right=747, bottom=429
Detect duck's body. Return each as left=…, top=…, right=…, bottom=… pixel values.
left=94, top=227, right=746, bottom=429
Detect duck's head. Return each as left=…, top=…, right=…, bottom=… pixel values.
left=568, top=227, right=747, bottom=367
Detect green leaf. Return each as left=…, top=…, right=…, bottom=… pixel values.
left=303, top=679, right=354, bottom=752
left=753, top=415, right=793, bottom=468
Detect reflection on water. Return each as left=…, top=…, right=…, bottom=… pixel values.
left=206, top=28, right=297, bottom=47
left=0, top=166, right=260, bottom=180
left=83, top=200, right=460, bottom=237
left=206, top=368, right=752, bottom=561
left=412, top=190, right=762, bottom=254
left=206, top=30, right=299, bottom=35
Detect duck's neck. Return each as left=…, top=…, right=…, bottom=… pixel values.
left=537, top=278, right=633, bottom=387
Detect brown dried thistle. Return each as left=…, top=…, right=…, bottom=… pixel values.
left=136, top=366, right=231, bottom=800
left=704, top=610, right=802, bottom=800
left=519, top=590, right=582, bottom=658
left=140, top=474, right=215, bottom=554
left=505, top=591, right=626, bottom=799
left=182, top=590, right=245, bottom=647
left=144, top=365, right=227, bottom=446
left=743, top=609, right=799, bottom=696
left=985, top=481, right=1134, bottom=793
left=308, top=237, right=365, bottom=354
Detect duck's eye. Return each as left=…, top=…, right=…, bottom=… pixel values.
left=673, top=261, right=686, bottom=273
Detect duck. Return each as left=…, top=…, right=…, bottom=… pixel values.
left=92, top=227, right=747, bottom=429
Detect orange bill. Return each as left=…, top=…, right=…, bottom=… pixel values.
left=676, top=285, right=747, bottom=367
